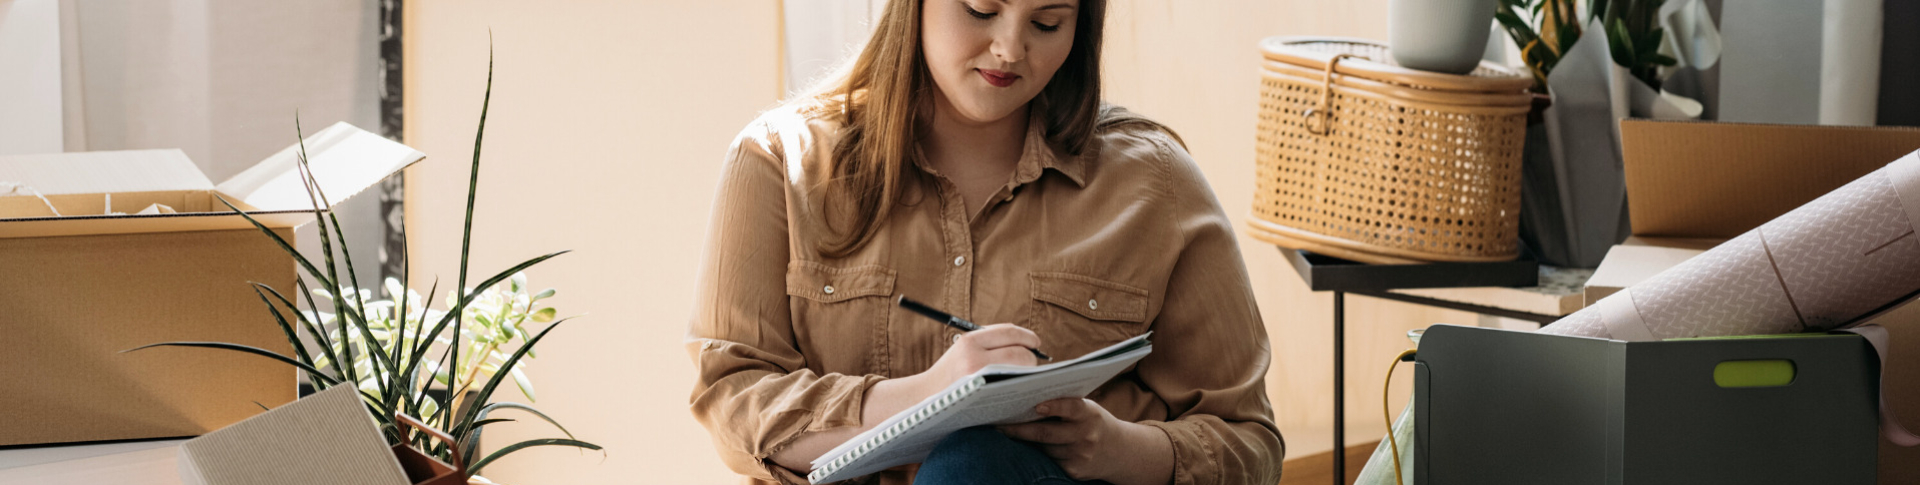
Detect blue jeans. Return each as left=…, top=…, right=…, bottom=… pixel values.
left=915, top=426, right=1103, bottom=484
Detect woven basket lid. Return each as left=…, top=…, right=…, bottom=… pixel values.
left=1260, top=36, right=1532, bottom=94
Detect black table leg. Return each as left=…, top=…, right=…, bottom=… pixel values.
left=1333, top=291, right=1345, bottom=485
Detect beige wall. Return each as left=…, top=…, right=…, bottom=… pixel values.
left=404, top=1, right=1474, bottom=483
left=1096, top=0, right=1487, bottom=460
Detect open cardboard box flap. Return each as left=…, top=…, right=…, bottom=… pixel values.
left=1584, top=120, right=1920, bottom=305
left=0, top=122, right=423, bottom=239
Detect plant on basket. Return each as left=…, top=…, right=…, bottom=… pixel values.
left=1494, top=0, right=1582, bottom=93
left=1589, top=0, right=1676, bottom=91
left=1496, top=0, right=1676, bottom=94
left=128, top=49, right=599, bottom=482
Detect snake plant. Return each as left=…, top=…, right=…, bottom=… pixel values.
left=128, top=45, right=600, bottom=478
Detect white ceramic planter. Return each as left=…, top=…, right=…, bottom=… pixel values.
left=1389, top=0, right=1501, bottom=74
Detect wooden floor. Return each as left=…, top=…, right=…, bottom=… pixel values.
left=1277, top=440, right=1379, bottom=485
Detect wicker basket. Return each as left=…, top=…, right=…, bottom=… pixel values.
left=1250, top=37, right=1533, bottom=264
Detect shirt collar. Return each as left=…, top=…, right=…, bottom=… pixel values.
left=1011, top=109, right=1087, bottom=188
left=911, top=108, right=1088, bottom=189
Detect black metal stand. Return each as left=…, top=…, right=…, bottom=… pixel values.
left=1332, top=291, right=1344, bottom=485
left=1278, top=248, right=1552, bottom=485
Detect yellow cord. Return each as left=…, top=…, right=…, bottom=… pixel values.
left=1384, top=349, right=1417, bottom=485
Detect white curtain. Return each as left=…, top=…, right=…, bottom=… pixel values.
left=0, top=0, right=64, bottom=155
left=782, top=0, right=887, bottom=98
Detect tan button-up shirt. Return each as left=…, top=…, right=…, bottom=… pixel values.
left=687, top=104, right=1282, bottom=485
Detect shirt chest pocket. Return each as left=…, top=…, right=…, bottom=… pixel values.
left=786, top=261, right=896, bottom=376
left=1027, top=272, right=1151, bottom=361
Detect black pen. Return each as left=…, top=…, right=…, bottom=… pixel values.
left=896, top=295, right=1052, bottom=361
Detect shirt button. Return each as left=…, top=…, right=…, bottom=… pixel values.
left=953, top=256, right=965, bottom=266
left=1088, top=299, right=1099, bottom=310
left=823, top=285, right=836, bottom=295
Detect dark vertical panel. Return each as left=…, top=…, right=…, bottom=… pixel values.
left=378, top=0, right=406, bottom=296
left=1880, top=0, right=1920, bottom=127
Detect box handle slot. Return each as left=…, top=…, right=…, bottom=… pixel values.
left=1713, top=359, right=1797, bottom=388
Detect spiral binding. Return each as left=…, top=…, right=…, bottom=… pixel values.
left=808, top=376, right=986, bottom=483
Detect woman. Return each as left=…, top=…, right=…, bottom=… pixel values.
left=688, top=1, right=1282, bottom=483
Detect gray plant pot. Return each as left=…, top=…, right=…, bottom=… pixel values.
left=1389, top=0, right=1501, bottom=74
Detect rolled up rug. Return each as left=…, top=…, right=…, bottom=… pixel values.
left=1541, top=149, right=1920, bottom=340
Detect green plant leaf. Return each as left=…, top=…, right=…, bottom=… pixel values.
left=1641, top=27, right=1665, bottom=56
left=287, top=118, right=368, bottom=394
left=459, top=400, right=574, bottom=467
left=530, top=307, right=556, bottom=323
left=470, top=418, right=516, bottom=428
left=511, top=366, right=536, bottom=402
left=467, top=438, right=602, bottom=476
left=213, top=196, right=336, bottom=296
left=400, top=250, right=570, bottom=396
left=405, top=278, right=443, bottom=417
left=265, top=281, right=351, bottom=383
left=295, top=273, right=361, bottom=388
left=1495, top=9, right=1536, bottom=43
left=453, top=318, right=570, bottom=440
left=123, top=342, right=340, bottom=386
left=249, top=284, right=323, bottom=385
left=1608, top=19, right=1635, bottom=65
left=456, top=44, right=495, bottom=298
left=479, top=402, right=575, bottom=438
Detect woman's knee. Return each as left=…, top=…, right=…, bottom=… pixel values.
left=919, top=427, right=1081, bottom=484
left=924, top=426, right=1014, bottom=468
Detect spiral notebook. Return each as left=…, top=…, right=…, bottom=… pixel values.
left=807, top=333, right=1153, bottom=483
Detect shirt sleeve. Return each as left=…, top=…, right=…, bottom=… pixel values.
left=686, top=121, right=884, bottom=484
left=1136, top=133, right=1287, bottom=485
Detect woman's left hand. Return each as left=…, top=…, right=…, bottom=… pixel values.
left=996, top=398, right=1174, bottom=485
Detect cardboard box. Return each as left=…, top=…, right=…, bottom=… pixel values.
left=0, top=122, right=422, bottom=447
left=1582, top=120, right=1920, bottom=306
left=1582, top=120, right=1920, bottom=483
left=1416, top=324, right=1879, bottom=484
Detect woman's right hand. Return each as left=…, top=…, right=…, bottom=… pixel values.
left=769, top=323, right=1043, bottom=472
left=909, top=323, right=1043, bottom=393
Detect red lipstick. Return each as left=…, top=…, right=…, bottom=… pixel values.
left=977, top=69, right=1019, bottom=87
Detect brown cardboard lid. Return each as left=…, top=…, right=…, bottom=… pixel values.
left=1620, top=119, right=1920, bottom=238
left=0, top=149, right=213, bottom=195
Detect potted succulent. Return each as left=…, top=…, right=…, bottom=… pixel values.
left=130, top=50, right=598, bottom=483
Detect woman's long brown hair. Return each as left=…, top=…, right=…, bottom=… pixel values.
left=800, top=0, right=1107, bottom=258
